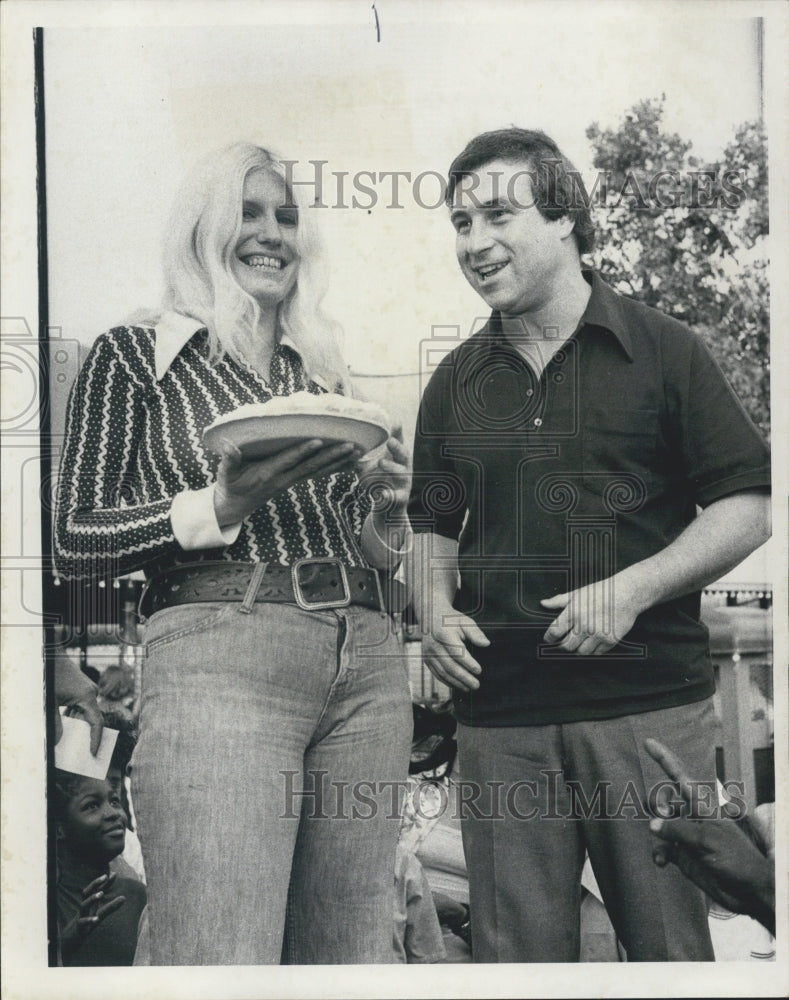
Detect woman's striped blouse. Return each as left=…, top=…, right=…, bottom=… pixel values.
left=54, top=324, right=372, bottom=581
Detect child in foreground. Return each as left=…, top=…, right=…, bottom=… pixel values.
left=53, top=736, right=146, bottom=965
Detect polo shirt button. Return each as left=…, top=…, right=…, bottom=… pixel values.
left=534, top=417, right=543, bottom=427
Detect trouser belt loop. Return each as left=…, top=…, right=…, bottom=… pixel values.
left=137, top=581, right=151, bottom=623
left=239, top=561, right=268, bottom=614
left=371, top=567, right=387, bottom=617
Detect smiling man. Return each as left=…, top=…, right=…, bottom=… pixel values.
left=407, top=128, right=771, bottom=962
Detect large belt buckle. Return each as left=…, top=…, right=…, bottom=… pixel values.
left=291, top=558, right=351, bottom=611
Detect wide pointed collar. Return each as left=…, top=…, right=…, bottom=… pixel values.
left=153, top=311, right=305, bottom=380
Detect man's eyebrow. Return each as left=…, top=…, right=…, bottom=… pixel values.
left=450, top=197, right=511, bottom=217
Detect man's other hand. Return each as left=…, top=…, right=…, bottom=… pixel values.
left=422, top=605, right=489, bottom=692
left=541, top=575, right=642, bottom=655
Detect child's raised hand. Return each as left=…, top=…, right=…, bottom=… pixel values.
left=59, top=872, right=126, bottom=964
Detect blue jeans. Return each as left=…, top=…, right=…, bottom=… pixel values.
left=457, top=698, right=717, bottom=962
left=130, top=601, right=412, bottom=965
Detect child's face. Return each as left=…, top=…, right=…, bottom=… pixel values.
left=58, top=775, right=127, bottom=862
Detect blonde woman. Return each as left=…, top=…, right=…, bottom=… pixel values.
left=55, top=143, right=413, bottom=965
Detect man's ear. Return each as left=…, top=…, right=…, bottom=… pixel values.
left=556, top=214, right=576, bottom=241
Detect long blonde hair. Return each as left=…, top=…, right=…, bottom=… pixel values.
left=161, top=142, right=349, bottom=391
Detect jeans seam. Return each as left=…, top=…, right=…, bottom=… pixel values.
left=309, top=613, right=348, bottom=739
left=142, top=603, right=234, bottom=652
left=284, top=901, right=297, bottom=963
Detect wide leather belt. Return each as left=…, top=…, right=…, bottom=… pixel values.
left=138, top=559, right=406, bottom=620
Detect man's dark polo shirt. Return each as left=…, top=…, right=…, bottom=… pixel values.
left=409, top=272, right=770, bottom=726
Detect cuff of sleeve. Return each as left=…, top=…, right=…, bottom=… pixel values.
left=171, top=486, right=242, bottom=551
left=695, top=470, right=771, bottom=508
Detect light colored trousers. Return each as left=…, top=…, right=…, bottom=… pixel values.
left=130, top=600, right=412, bottom=965
left=457, top=698, right=718, bottom=962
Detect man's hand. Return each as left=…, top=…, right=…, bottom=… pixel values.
left=54, top=653, right=104, bottom=755
left=540, top=575, right=643, bottom=655
left=59, top=872, right=126, bottom=964
left=541, top=491, right=770, bottom=658
left=422, top=603, right=489, bottom=692
left=645, top=738, right=775, bottom=934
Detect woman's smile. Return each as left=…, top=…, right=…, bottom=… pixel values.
left=231, top=168, right=300, bottom=306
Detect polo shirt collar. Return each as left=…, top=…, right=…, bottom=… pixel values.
left=579, top=270, right=633, bottom=361
left=477, top=270, right=633, bottom=363
left=153, top=311, right=304, bottom=380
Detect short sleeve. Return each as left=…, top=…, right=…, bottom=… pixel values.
left=672, top=333, right=770, bottom=507
left=408, top=360, right=469, bottom=540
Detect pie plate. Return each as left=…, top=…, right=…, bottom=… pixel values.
left=202, top=407, right=389, bottom=461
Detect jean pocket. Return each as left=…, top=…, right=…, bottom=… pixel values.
left=141, top=602, right=234, bottom=652
left=581, top=406, right=658, bottom=499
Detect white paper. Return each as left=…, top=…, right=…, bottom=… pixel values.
left=53, top=713, right=118, bottom=780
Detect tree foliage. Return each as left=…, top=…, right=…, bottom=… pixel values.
left=586, top=99, right=769, bottom=436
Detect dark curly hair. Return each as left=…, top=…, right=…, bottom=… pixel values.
left=445, top=127, right=595, bottom=256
